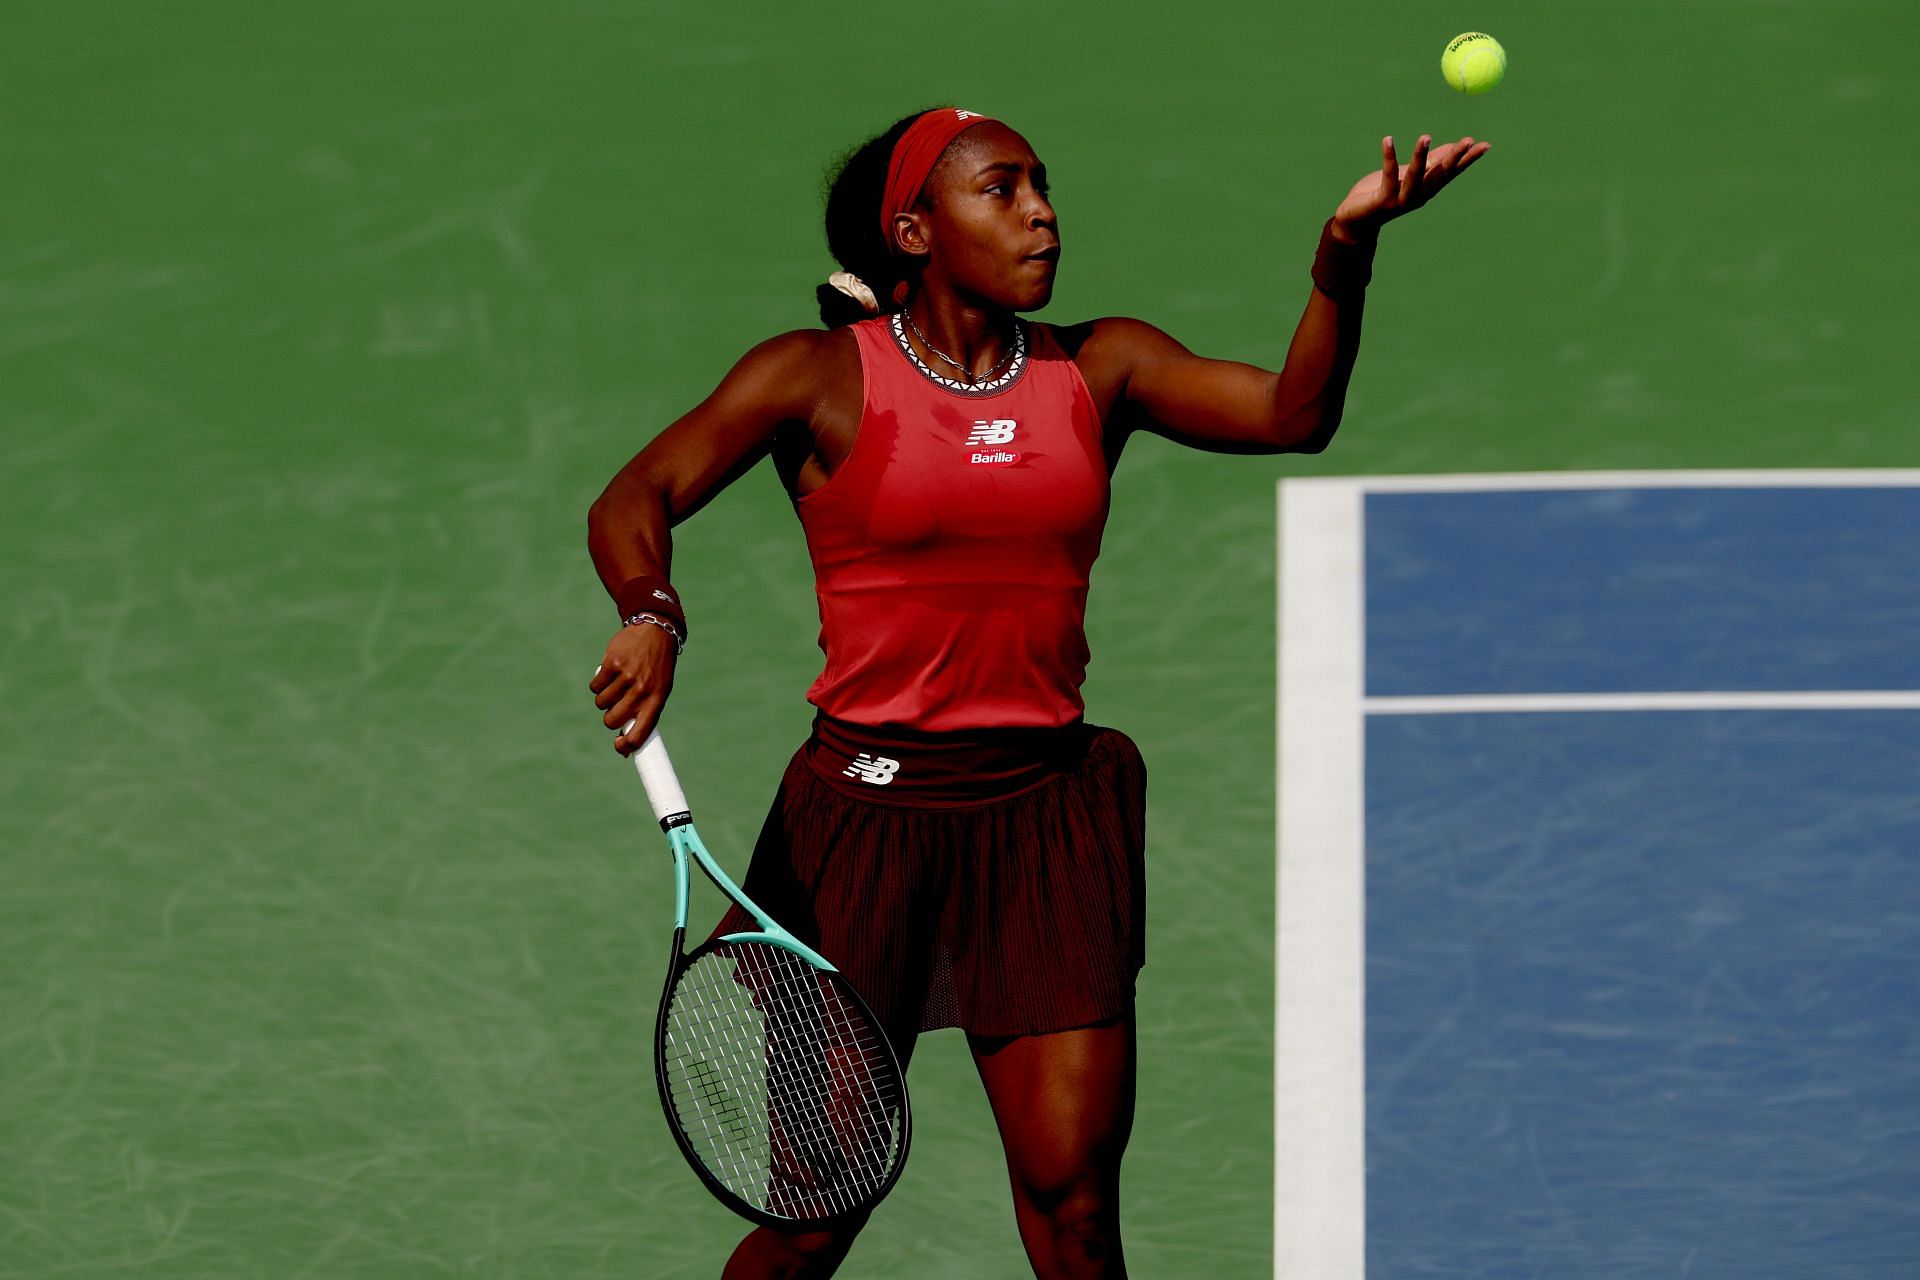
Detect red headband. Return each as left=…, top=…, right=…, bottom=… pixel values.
left=879, top=108, right=997, bottom=247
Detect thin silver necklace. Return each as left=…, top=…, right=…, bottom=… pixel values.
left=902, top=310, right=1017, bottom=385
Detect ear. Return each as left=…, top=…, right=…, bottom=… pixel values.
left=891, top=210, right=933, bottom=260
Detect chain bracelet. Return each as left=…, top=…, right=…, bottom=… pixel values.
left=622, top=612, right=685, bottom=655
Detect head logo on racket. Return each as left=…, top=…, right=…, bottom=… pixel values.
left=842, top=753, right=901, bottom=786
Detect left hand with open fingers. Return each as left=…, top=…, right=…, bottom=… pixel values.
left=1332, top=133, right=1493, bottom=241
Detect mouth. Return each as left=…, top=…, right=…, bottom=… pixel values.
left=1025, top=244, right=1061, bottom=264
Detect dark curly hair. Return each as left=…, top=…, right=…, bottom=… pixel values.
left=815, top=109, right=947, bottom=328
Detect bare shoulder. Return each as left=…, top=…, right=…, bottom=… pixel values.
left=1043, top=316, right=1191, bottom=409
left=745, top=325, right=859, bottom=367
left=722, top=326, right=860, bottom=417
left=1049, top=315, right=1192, bottom=364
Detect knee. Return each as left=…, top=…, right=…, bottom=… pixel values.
left=1020, top=1168, right=1120, bottom=1246
left=1007, top=1112, right=1129, bottom=1229
left=724, top=1220, right=865, bottom=1280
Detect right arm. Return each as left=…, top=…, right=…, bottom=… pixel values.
left=587, top=329, right=831, bottom=753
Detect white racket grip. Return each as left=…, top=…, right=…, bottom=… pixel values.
left=630, top=725, right=691, bottom=825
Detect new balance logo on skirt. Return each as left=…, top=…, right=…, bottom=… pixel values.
left=843, top=753, right=901, bottom=786
left=965, top=419, right=1019, bottom=466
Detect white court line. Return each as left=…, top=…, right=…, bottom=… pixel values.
left=1284, top=467, right=1920, bottom=494
left=1367, top=692, right=1920, bottom=715
left=1275, top=479, right=1366, bottom=1279
left=1273, top=469, right=1920, bottom=1279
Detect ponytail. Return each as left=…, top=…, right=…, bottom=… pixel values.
left=816, top=110, right=938, bottom=328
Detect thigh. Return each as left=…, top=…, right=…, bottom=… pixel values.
left=967, top=1016, right=1137, bottom=1186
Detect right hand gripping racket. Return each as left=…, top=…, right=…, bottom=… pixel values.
left=630, top=727, right=912, bottom=1228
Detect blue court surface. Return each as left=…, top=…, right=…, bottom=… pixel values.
left=1275, top=474, right=1920, bottom=1279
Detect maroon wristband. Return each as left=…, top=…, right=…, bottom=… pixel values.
left=1311, top=218, right=1376, bottom=299
left=613, top=575, right=688, bottom=642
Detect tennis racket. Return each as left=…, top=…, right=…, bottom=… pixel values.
left=627, top=725, right=912, bottom=1228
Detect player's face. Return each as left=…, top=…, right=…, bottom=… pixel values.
left=920, top=124, right=1059, bottom=311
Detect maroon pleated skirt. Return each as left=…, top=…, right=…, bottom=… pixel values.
left=714, top=719, right=1148, bottom=1041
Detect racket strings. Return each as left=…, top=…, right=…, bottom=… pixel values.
left=662, top=941, right=905, bottom=1220
left=671, top=948, right=899, bottom=1215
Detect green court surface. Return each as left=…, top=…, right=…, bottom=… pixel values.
left=2, top=2, right=1910, bottom=1276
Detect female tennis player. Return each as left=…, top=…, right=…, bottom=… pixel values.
left=588, top=107, right=1489, bottom=1279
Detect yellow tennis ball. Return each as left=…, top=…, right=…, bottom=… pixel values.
left=1441, top=32, right=1507, bottom=95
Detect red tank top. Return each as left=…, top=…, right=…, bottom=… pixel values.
left=795, top=314, right=1110, bottom=731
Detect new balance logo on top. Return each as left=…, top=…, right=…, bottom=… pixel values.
left=965, top=419, right=1017, bottom=446
left=965, top=419, right=1020, bottom=466
left=843, top=754, right=901, bottom=786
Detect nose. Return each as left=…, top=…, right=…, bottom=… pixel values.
left=1025, top=191, right=1056, bottom=232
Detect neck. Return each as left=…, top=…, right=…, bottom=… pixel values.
left=902, top=291, right=1016, bottom=383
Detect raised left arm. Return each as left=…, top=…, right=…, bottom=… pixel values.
left=1097, top=278, right=1364, bottom=456
left=1105, top=134, right=1491, bottom=456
